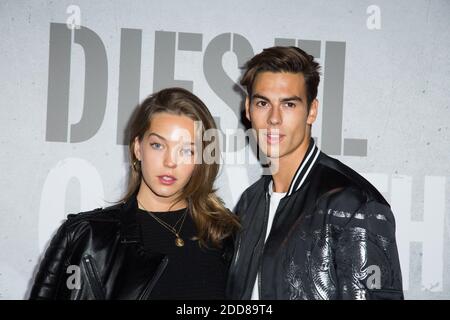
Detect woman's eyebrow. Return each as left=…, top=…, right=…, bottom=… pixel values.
left=148, top=132, right=166, bottom=140
left=149, top=132, right=195, bottom=145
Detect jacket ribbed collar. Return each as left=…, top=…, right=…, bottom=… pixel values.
left=264, top=137, right=321, bottom=197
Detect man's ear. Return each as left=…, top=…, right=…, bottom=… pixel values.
left=133, top=136, right=141, bottom=161
left=245, top=96, right=251, bottom=121
left=306, top=99, right=319, bottom=125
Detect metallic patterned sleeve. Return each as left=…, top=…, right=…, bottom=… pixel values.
left=334, top=200, right=404, bottom=300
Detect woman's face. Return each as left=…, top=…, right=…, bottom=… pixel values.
left=134, top=112, right=197, bottom=201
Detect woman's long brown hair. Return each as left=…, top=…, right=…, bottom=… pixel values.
left=121, top=87, right=240, bottom=248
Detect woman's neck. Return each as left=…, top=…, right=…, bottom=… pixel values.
left=136, top=183, right=187, bottom=212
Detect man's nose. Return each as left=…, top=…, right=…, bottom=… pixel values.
left=268, top=105, right=282, bottom=125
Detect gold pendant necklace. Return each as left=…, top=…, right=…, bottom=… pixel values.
left=175, top=237, right=184, bottom=247
left=137, top=199, right=188, bottom=247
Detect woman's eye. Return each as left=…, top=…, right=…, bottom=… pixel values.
left=181, top=148, right=194, bottom=156
left=150, top=142, right=163, bottom=150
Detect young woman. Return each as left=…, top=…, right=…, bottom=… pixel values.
left=30, top=87, right=240, bottom=300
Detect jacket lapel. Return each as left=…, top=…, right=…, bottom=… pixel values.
left=105, top=195, right=168, bottom=300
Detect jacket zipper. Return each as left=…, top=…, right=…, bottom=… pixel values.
left=82, top=254, right=105, bottom=300
left=138, top=256, right=169, bottom=300
left=257, top=192, right=270, bottom=300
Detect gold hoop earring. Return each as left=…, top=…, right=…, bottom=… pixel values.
left=132, top=160, right=140, bottom=171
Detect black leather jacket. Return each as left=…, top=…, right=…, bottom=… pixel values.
left=227, top=140, right=404, bottom=300
left=30, top=196, right=172, bottom=300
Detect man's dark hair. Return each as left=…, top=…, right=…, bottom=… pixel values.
left=240, top=46, right=321, bottom=107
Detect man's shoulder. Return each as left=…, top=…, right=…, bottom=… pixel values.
left=234, top=176, right=267, bottom=212
left=240, top=176, right=267, bottom=199
left=314, top=153, right=396, bottom=228
left=316, top=153, right=388, bottom=205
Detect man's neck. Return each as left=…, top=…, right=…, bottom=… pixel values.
left=270, top=137, right=311, bottom=193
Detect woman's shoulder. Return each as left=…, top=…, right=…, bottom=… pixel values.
left=65, top=202, right=124, bottom=227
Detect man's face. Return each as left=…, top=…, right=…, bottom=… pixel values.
left=245, top=71, right=318, bottom=160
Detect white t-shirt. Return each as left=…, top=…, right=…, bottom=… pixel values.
left=251, top=181, right=287, bottom=300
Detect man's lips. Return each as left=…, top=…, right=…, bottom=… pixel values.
left=157, top=175, right=177, bottom=185
left=266, top=133, right=285, bottom=144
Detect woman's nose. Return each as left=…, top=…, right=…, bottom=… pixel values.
left=163, top=150, right=177, bottom=168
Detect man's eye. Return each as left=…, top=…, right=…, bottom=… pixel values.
left=284, top=102, right=296, bottom=108
left=150, top=142, right=163, bottom=150
left=256, top=101, right=268, bottom=107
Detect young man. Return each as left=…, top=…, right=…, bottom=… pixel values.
left=227, top=46, right=403, bottom=300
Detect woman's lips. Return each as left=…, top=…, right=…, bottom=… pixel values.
left=158, top=175, right=177, bottom=185
left=266, top=133, right=285, bottom=144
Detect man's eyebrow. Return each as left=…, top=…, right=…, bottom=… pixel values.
left=280, top=96, right=303, bottom=103
left=251, top=94, right=269, bottom=101
left=251, top=94, right=304, bottom=103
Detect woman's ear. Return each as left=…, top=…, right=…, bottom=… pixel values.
left=133, top=136, right=141, bottom=161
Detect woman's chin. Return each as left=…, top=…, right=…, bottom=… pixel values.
left=150, top=186, right=181, bottom=199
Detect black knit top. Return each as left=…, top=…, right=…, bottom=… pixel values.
left=136, top=207, right=227, bottom=300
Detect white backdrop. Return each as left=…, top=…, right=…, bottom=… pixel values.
left=0, top=0, right=449, bottom=299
